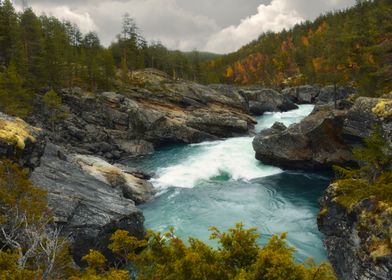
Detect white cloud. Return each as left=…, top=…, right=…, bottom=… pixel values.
left=89, top=0, right=218, bottom=49
left=205, top=0, right=304, bottom=54
left=14, top=4, right=98, bottom=34
left=21, top=0, right=356, bottom=53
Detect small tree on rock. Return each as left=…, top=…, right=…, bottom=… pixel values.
left=43, top=89, right=67, bottom=132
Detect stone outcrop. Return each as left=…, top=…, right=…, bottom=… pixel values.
left=282, top=85, right=321, bottom=104
left=30, top=143, right=148, bottom=264
left=317, top=85, right=356, bottom=105
left=73, top=154, right=155, bottom=204
left=252, top=105, right=354, bottom=170
left=318, top=184, right=392, bottom=280
left=253, top=97, right=392, bottom=170
left=282, top=85, right=356, bottom=105
left=210, top=84, right=298, bottom=115
left=0, top=112, right=45, bottom=169
left=239, top=88, right=298, bottom=115
left=252, top=96, right=392, bottom=279
left=31, top=70, right=259, bottom=160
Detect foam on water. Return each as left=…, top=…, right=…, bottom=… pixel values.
left=138, top=104, right=329, bottom=263
left=151, top=104, right=314, bottom=189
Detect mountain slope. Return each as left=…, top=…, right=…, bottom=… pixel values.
left=204, top=0, right=392, bottom=96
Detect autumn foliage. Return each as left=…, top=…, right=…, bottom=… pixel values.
left=207, top=0, right=392, bottom=96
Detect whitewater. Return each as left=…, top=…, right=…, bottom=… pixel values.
left=130, top=104, right=329, bottom=263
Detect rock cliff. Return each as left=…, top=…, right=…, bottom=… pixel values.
left=318, top=184, right=392, bottom=280
left=0, top=112, right=153, bottom=265
left=253, top=97, right=391, bottom=170
left=31, top=70, right=260, bottom=160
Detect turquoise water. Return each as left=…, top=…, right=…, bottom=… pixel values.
left=130, top=105, right=329, bottom=263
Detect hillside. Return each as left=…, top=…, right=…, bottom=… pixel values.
left=204, top=0, right=392, bottom=96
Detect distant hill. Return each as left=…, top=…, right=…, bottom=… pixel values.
left=203, top=0, right=392, bottom=96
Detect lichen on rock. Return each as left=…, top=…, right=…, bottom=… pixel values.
left=0, top=112, right=45, bottom=169
left=372, top=99, right=392, bottom=118
left=0, top=113, right=40, bottom=149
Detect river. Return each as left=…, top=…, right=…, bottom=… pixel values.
left=128, top=104, right=329, bottom=263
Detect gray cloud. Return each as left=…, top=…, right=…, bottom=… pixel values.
left=18, top=0, right=356, bottom=53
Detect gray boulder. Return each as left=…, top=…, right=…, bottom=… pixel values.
left=240, top=88, right=298, bottom=115
left=316, top=85, right=356, bottom=104
left=252, top=105, right=354, bottom=170
left=253, top=97, right=392, bottom=170
left=31, top=143, right=146, bottom=264
left=282, top=85, right=321, bottom=104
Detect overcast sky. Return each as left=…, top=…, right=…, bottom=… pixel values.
left=16, top=0, right=356, bottom=54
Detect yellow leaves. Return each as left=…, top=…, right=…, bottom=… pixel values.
left=82, top=250, right=107, bottom=271
left=225, top=66, right=234, bottom=79
left=0, top=160, right=47, bottom=221
left=301, top=36, right=310, bottom=47
left=0, top=250, right=43, bottom=279
left=370, top=241, right=392, bottom=259
left=108, top=229, right=147, bottom=262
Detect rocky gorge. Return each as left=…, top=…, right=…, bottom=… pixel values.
left=1, top=70, right=302, bottom=264
left=1, top=70, right=391, bottom=279
left=253, top=88, right=392, bottom=279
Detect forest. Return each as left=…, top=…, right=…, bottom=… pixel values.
left=204, top=0, right=392, bottom=96
left=0, top=0, right=219, bottom=118
left=1, top=0, right=391, bottom=120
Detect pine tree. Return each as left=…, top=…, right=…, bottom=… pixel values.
left=19, top=8, right=46, bottom=89
left=0, top=0, right=19, bottom=65
left=0, top=61, right=31, bottom=117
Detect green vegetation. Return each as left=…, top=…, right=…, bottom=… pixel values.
left=0, top=160, right=76, bottom=279
left=43, top=89, right=68, bottom=132
left=75, top=225, right=336, bottom=280
left=0, top=1, right=221, bottom=118
left=0, top=60, right=31, bottom=117
left=333, top=128, right=392, bottom=208
left=1, top=0, right=391, bottom=119
left=331, top=128, right=392, bottom=259
left=0, top=160, right=336, bottom=279
left=0, top=0, right=221, bottom=118
left=205, top=0, right=392, bottom=96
